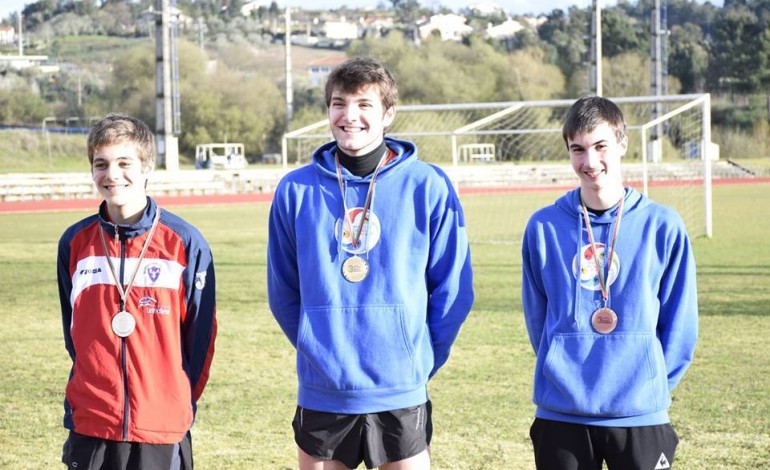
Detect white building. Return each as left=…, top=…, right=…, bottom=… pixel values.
left=0, top=26, right=14, bottom=45
left=321, top=20, right=359, bottom=40
left=416, top=14, right=473, bottom=42
left=486, top=17, right=524, bottom=40
left=240, top=0, right=271, bottom=17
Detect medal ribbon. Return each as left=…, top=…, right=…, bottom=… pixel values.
left=335, top=149, right=391, bottom=250
left=579, top=193, right=624, bottom=306
left=98, top=207, right=161, bottom=307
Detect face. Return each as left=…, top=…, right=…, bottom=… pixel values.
left=328, top=85, right=395, bottom=156
left=91, top=142, right=150, bottom=224
left=567, top=122, right=627, bottom=197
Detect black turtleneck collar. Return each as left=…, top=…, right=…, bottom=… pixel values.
left=337, top=140, right=388, bottom=177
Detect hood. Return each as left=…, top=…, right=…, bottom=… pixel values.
left=311, top=137, right=418, bottom=182
left=555, top=187, right=648, bottom=224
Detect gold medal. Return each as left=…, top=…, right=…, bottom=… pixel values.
left=342, top=256, right=369, bottom=283
left=112, top=310, right=136, bottom=337
left=591, top=307, right=618, bottom=334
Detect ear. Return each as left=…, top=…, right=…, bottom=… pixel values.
left=618, top=135, right=628, bottom=157
left=382, top=106, right=396, bottom=128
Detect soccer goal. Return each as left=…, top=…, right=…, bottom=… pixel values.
left=282, top=94, right=714, bottom=238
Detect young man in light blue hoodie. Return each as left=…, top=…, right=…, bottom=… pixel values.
left=521, top=96, right=698, bottom=470
left=267, top=57, right=474, bottom=470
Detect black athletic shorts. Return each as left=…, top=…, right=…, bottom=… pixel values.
left=61, top=431, right=193, bottom=470
left=293, top=401, right=432, bottom=469
left=529, top=418, right=679, bottom=470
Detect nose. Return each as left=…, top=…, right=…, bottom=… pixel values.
left=106, top=162, right=122, bottom=179
left=343, top=104, right=360, bottom=121
left=585, top=147, right=602, bottom=165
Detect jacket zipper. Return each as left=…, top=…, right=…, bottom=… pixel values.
left=117, top=227, right=130, bottom=441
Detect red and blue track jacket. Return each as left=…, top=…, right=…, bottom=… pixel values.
left=57, top=197, right=217, bottom=444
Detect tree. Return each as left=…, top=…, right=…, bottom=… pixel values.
left=707, top=2, right=770, bottom=93
left=537, top=7, right=590, bottom=90
left=0, top=80, right=50, bottom=125
left=601, top=7, right=647, bottom=58
left=106, top=39, right=285, bottom=160
left=669, top=23, right=708, bottom=92
left=390, top=0, right=421, bottom=24
left=22, top=0, right=58, bottom=30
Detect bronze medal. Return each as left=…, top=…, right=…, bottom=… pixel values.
left=342, top=256, right=369, bottom=283
left=112, top=310, right=136, bottom=337
left=591, top=307, right=618, bottom=334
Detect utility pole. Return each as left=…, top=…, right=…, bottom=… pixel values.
left=155, top=0, right=179, bottom=171
left=650, top=0, right=664, bottom=161
left=197, top=16, right=205, bottom=50
left=285, top=7, right=293, bottom=130
left=589, top=0, right=602, bottom=96
left=17, top=9, right=23, bottom=56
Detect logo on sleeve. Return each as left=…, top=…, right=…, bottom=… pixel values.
left=195, top=271, right=207, bottom=290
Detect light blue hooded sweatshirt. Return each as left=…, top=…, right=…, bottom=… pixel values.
left=521, top=187, right=698, bottom=426
left=268, top=137, right=474, bottom=414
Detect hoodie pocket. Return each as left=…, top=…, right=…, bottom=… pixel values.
left=297, top=304, right=426, bottom=391
left=540, top=333, right=670, bottom=417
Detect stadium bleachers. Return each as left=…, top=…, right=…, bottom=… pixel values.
left=0, top=162, right=753, bottom=203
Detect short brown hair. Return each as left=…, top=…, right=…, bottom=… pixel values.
left=324, top=57, right=398, bottom=111
left=562, top=96, right=627, bottom=146
left=87, top=114, right=155, bottom=171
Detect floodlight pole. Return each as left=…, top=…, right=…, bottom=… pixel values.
left=155, top=0, right=179, bottom=171
left=590, top=0, right=602, bottom=96
left=650, top=0, right=663, bottom=142
left=285, top=7, right=294, bottom=128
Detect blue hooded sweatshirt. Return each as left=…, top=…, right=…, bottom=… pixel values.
left=521, top=187, right=698, bottom=426
left=267, top=137, right=474, bottom=414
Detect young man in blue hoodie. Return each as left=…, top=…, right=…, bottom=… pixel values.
left=267, top=57, right=474, bottom=469
left=521, top=96, right=698, bottom=470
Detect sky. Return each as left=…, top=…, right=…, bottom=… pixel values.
left=0, top=0, right=724, bottom=24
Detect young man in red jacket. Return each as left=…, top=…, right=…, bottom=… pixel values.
left=57, top=114, right=217, bottom=470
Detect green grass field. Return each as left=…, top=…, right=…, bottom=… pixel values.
left=1, top=183, right=769, bottom=469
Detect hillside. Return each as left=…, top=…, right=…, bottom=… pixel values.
left=38, top=34, right=347, bottom=88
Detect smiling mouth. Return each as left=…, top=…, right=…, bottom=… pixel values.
left=104, top=184, right=129, bottom=191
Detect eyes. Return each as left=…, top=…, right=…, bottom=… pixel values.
left=92, top=159, right=137, bottom=171
left=331, top=100, right=374, bottom=110
left=570, top=143, right=608, bottom=154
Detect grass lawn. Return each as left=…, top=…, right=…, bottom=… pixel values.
left=0, top=182, right=768, bottom=469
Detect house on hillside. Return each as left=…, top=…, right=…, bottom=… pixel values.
left=313, top=17, right=359, bottom=47
left=360, top=15, right=395, bottom=38
left=0, top=26, right=14, bottom=45
left=308, top=55, right=348, bottom=87
left=486, top=17, right=524, bottom=40
left=416, top=14, right=473, bottom=42
left=240, top=0, right=271, bottom=17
